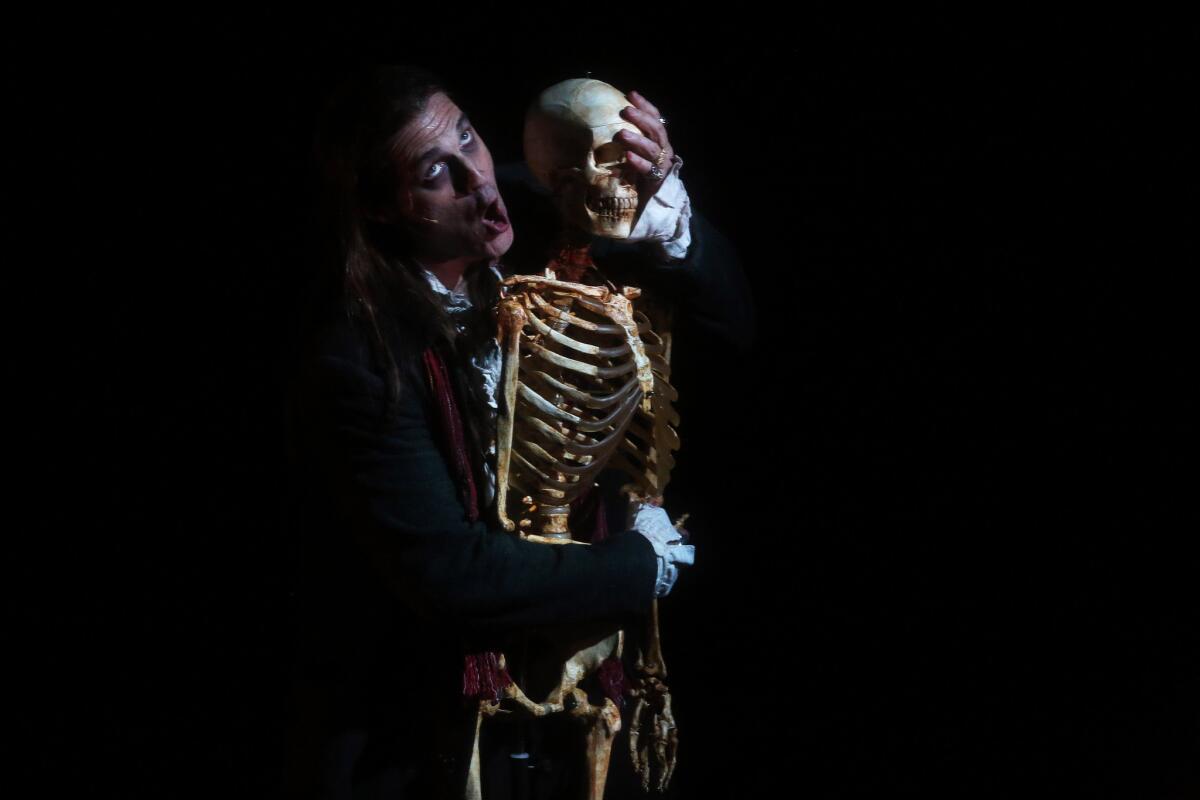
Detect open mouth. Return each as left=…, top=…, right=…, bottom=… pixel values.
left=481, top=199, right=510, bottom=235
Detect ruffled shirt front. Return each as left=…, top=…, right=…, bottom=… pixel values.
left=420, top=263, right=506, bottom=511
left=630, top=155, right=692, bottom=261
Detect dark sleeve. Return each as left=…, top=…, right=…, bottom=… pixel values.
left=294, top=347, right=660, bottom=636
left=589, top=206, right=757, bottom=355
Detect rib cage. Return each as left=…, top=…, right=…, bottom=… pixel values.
left=495, top=273, right=680, bottom=539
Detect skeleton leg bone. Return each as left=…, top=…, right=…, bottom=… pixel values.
left=566, top=688, right=622, bottom=800
left=465, top=703, right=485, bottom=800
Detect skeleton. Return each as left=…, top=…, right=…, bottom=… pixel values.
left=462, top=78, right=686, bottom=799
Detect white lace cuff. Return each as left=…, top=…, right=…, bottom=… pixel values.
left=626, top=156, right=693, bottom=262
left=628, top=502, right=695, bottom=598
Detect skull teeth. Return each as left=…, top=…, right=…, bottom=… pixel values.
left=590, top=196, right=637, bottom=217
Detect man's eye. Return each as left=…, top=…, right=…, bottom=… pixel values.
left=461, top=128, right=474, bottom=146
left=425, top=161, right=446, bottom=181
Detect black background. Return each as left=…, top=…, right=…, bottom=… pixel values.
left=16, top=9, right=1197, bottom=798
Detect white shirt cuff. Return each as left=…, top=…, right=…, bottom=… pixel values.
left=649, top=539, right=695, bottom=597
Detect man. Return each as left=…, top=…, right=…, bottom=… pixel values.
left=287, top=65, right=751, bottom=798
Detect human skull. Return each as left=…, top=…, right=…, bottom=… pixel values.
left=524, top=78, right=641, bottom=239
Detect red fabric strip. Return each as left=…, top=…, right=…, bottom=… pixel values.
left=597, top=655, right=628, bottom=708
left=421, top=346, right=479, bottom=523
left=462, top=651, right=514, bottom=703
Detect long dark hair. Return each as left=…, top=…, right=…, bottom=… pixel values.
left=307, top=64, right=501, bottom=496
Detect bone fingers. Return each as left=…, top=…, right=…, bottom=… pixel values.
left=654, top=688, right=677, bottom=792
left=662, top=700, right=680, bottom=791
left=629, top=694, right=649, bottom=788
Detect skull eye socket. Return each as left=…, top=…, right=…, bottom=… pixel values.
left=551, top=165, right=584, bottom=191
left=593, top=142, right=626, bottom=169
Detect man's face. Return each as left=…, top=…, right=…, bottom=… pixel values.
left=388, top=92, right=513, bottom=266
